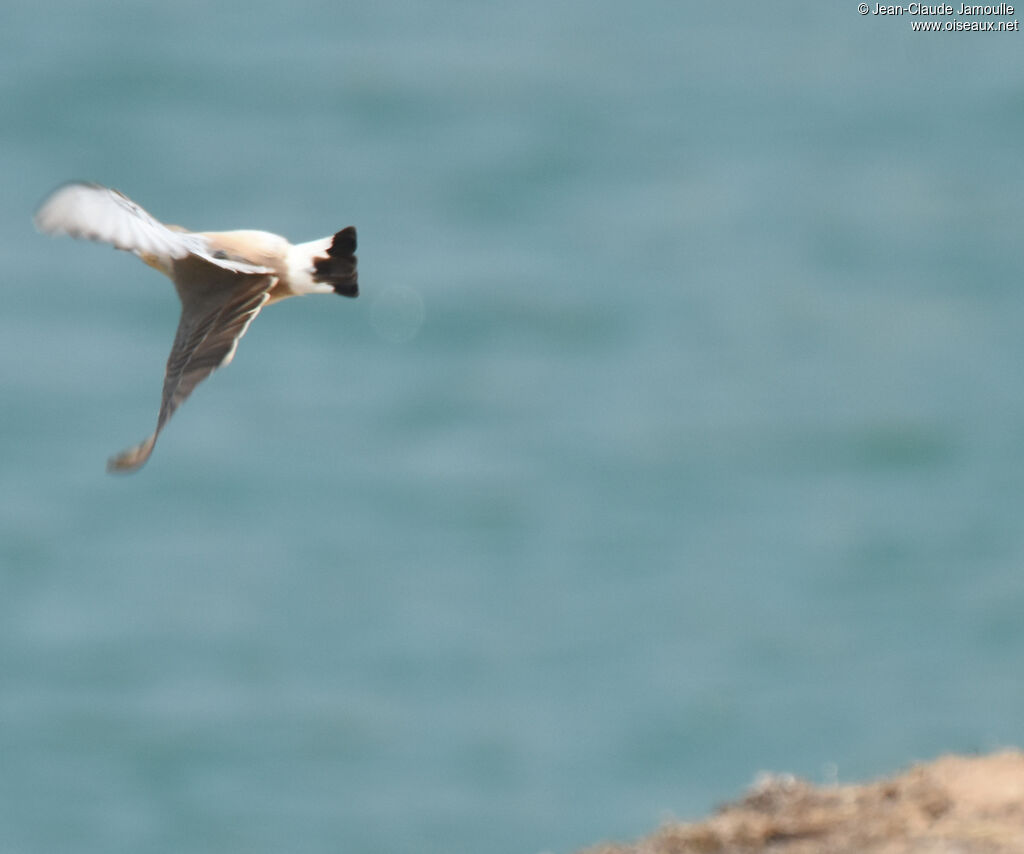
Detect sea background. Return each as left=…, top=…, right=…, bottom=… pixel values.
left=2, top=3, right=1024, bottom=853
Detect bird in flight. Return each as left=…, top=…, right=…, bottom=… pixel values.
left=34, top=181, right=358, bottom=473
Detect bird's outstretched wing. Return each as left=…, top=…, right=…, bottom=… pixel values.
left=108, top=255, right=275, bottom=473
left=35, top=181, right=207, bottom=258
left=34, top=182, right=271, bottom=274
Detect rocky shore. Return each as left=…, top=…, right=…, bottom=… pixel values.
left=580, top=751, right=1024, bottom=853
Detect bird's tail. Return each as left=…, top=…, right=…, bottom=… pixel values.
left=313, top=227, right=358, bottom=297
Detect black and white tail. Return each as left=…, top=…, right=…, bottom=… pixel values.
left=313, top=227, right=358, bottom=297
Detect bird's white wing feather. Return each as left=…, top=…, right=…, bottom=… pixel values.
left=34, top=182, right=206, bottom=258
left=33, top=182, right=273, bottom=275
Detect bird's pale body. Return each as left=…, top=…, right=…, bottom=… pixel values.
left=141, top=229, right=339, bottom=304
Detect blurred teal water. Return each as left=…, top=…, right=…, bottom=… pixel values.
left=3, top=2, right=1024, bottom=853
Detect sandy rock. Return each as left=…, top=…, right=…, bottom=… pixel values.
left=581, top=752, right=1024, bottom=854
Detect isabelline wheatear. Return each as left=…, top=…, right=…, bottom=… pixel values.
left=34, top=181, right=358, bottom=473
